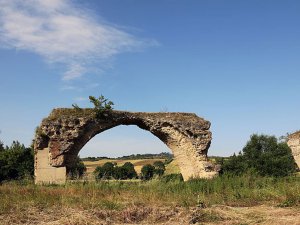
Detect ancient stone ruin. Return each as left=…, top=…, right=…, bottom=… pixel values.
left=287, top=131, right=300, bottom=169
left=34, top=108, right=218, bottom=184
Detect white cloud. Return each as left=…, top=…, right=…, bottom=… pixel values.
left=60, top=85, right=76, bottom=91
left=61, top=82, right=99, bottom=91
left=63, top=64, right=86, bottom=81
left=0, top=0, right=155, bottom=80
left=74, top=97, right=87, bottom=102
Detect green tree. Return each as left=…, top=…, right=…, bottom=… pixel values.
left=122, top=162, right=137, bottom=179
left=141, top=164, right=155, bottom=180
left=67, top=156, right=87, bottom=179
left=94, top=162, right=115, bottom=180
left=94, top=161, right=138, bottom=180
left=94, top=166, right=104, bottom=180
left=0, top=139, right=4, bottom=152
left=113, top=166, right=128, bottom=180
left=221, top=134, right=297, bottom=177
left=153, top=161, right=166, bottom=176
left=221, top=153, right=248, bottom=175
left=0, top=141, right=34, bottom=182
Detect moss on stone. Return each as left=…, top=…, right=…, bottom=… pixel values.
left=48, top=108, right=96, bottom=120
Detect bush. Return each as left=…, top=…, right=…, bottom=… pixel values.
left=95, top=162, right=115, bottom=180
left=153, top=161, right=166, bottom=177
left=67, top=156, right=87, bottom=179
left=0, top=140, right=4, bottom=152
left=94, top=162, right=137, bottom=180
left=160, top=173, right=184, bottom=182
left=220, top=134, right=297, bottom=177
left=122, top=162, right=138, bottom=179
left=89, top=95, right=114, bottom=119
left=0, top=141, right=34, bottom=182
left=113, top=167, right=129, bottom=180
left=220, top=154, right=248, bottom=176
left=140, top=164, right=155, bottom=180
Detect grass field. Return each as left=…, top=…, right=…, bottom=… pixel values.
left=0, top=174, right=299, bottom=224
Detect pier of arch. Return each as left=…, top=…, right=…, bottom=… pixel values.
left=287, top=131, right=300, bottom=169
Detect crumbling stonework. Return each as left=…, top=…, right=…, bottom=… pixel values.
left=34, top=108, right=218, bottom=184
left=287, top=131, right=300, bottom=169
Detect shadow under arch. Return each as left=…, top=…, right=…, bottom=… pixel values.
left=34, top=109, right=218, bottom=184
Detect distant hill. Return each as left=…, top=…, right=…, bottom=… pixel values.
left=81, top=152, right=173, bottom=161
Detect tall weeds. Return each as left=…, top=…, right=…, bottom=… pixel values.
left=0, top=174, right=299, bottom=215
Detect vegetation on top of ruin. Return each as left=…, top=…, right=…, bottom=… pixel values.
left=44, top=94, right=205, bottom=124
left=88, top=95, right=114, bottom=119
left=46, top=95, right=114, bottom=120
left=47, top=108, right=96, bottom=120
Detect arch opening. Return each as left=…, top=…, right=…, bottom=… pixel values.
left=78, top=125, right=173, bottom=178
left=79, top=125, right=172, bottom=158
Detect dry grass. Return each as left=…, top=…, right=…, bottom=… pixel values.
left=1, top=175, right=300, bottom=224
left=1, top=203, right=299, bottom=224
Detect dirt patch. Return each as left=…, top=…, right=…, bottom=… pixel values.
left=0, top=205, right=299, bottom=225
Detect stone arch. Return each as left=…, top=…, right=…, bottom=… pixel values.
left=34, top=108, right=218, bottom=184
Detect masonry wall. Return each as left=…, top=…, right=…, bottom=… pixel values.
left=35, top=148, right=66, bottom=184
left=287, top=131, right=300, bottom=169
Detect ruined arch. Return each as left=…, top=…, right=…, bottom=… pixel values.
left=34, top=108, right=218, bottom=184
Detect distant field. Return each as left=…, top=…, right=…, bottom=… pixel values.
left=84, top=157, right=220, bottom=177
left=83, top=158, right=174, bottom=176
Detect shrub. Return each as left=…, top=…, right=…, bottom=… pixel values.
left=220, top=134, right=297, bottom=177
left=221, top=153, right=248, bottom=176
left=100, top=162, right=115, bottom=179
left=161, top=173, right=184, bottom=182
left=89, top=95, right=114, bottom=119
left=122, top=162, right=138, bottom=179
left=0, top=140, right=4, bottom=152
left=67, top=156, right=87, bottom=179
left=71, top=94, right=114, bottom=119
left=140, top=164, right=155, bottom=180
left=0, top=141, right=34, bottom=182
left=94, top=162, right=137, bottom=180
left=153, top=161, right=166, bottom=177
left=113, top=167, right=129, bottom=180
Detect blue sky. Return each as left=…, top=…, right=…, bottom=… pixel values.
left=0, top=0, right=299, bottom=157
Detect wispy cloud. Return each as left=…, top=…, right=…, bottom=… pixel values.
left=60, top=82, right=99, bottom=91
left=74, top=97, right=87, bottom=102
left=0, top=0, right=156, bottom=80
